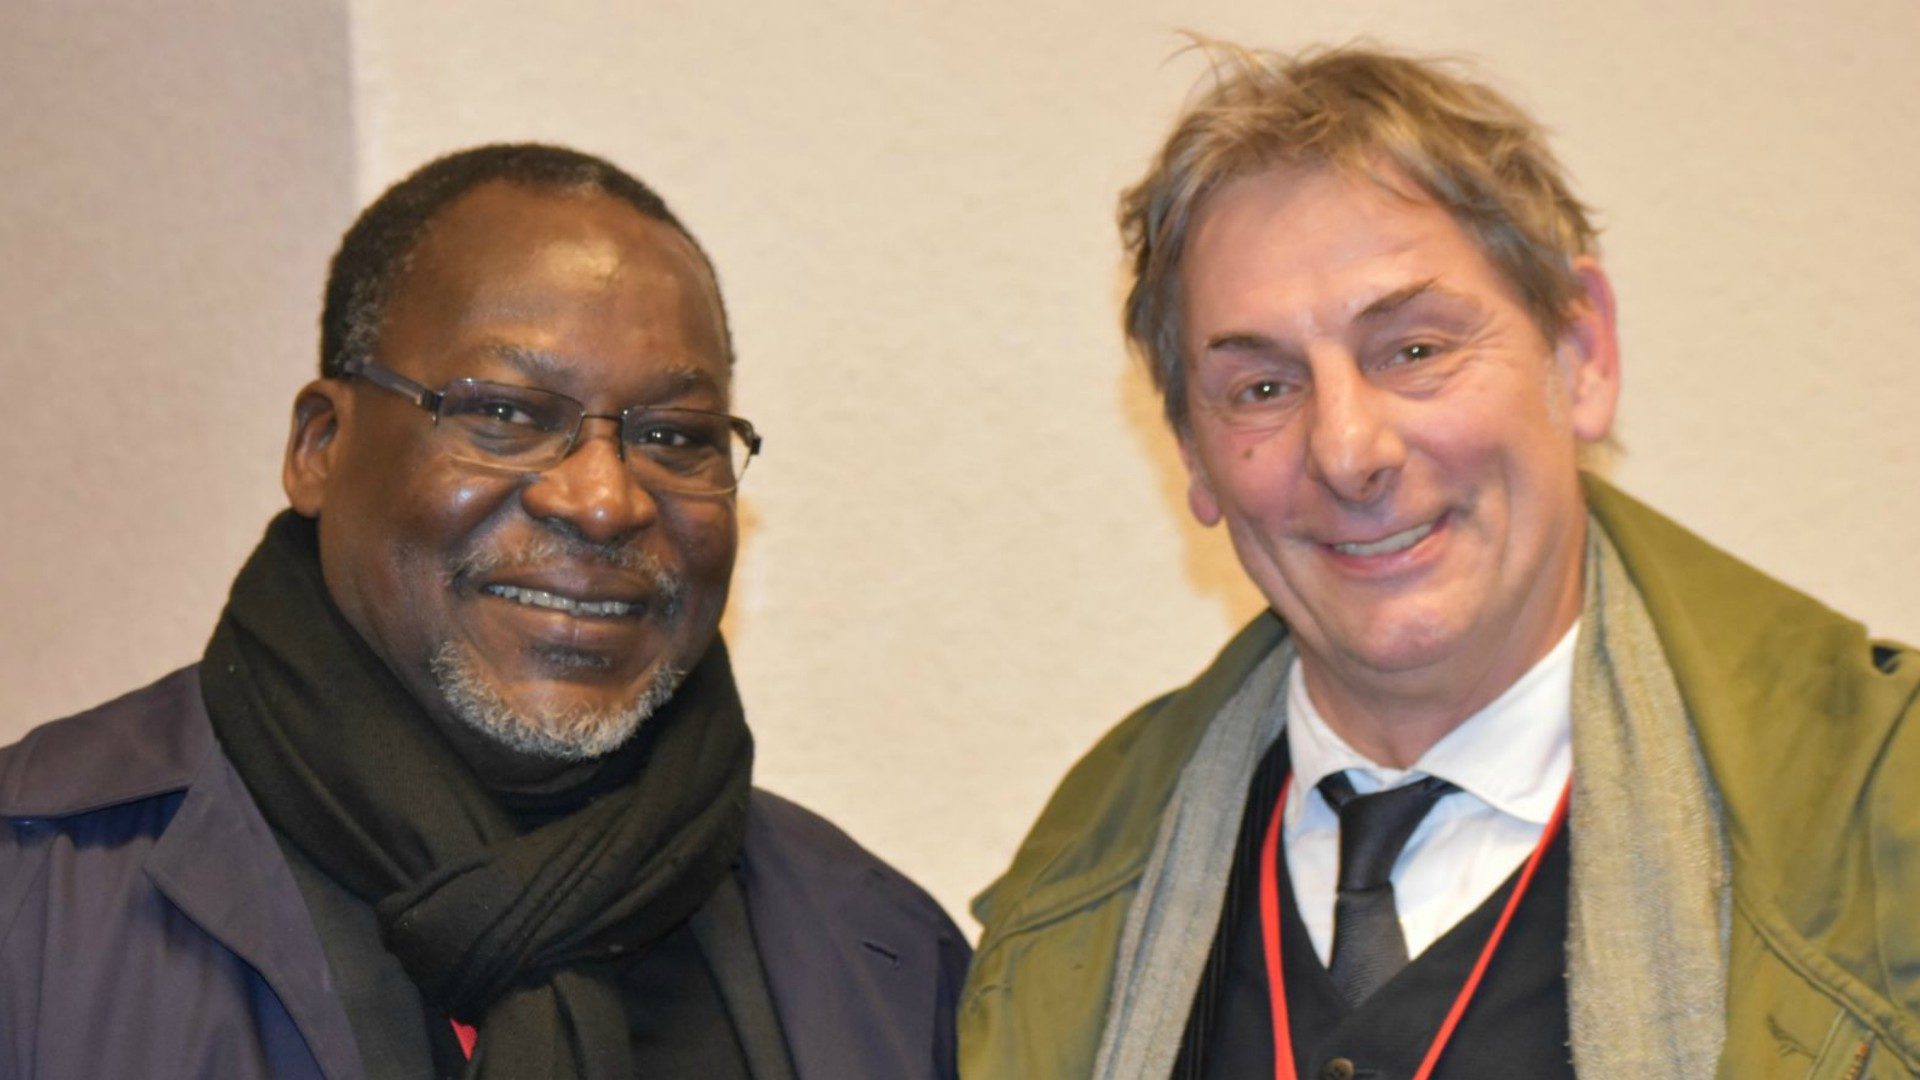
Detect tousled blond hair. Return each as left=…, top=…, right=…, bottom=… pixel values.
left=1121, top=42, right=1599, bottom=430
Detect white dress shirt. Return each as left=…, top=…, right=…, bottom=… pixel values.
left=1282, top=623, right=1577, bottom=965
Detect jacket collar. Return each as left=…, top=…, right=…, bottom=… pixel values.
left=0, top=667, right=211, bottom=817
left=1582, top=477, right=1918, bottom=858
left=144, top=725, right=369, bottom=1080
left=969, top=612, right=1288, bottom=940
left=1, top=666, right=368, bottom=1080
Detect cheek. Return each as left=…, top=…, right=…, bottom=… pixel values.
left=400, top=450, right=521, bottom=522
left=351, top=463, right=523, bottom=588
left=432, top=474, right=520, bottom=537
left=1451, top=361, right=1573, bottom=450
left=1206, top=432, right=1307, bottom=527
left=664, top=502, right=739, bottom=582
left=1401, top=387, right=1542, bottom=483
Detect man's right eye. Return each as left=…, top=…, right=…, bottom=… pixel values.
left=1230, top=379, right=1296, bottom=406
left=444, top=391, right=571, bottom=448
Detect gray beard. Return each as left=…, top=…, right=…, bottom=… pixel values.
left=428, top=641, right=686, bottom=761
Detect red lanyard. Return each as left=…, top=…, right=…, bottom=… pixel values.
left=1258, top=775, right=1571, bottom=1080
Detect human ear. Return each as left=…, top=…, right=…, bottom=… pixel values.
left=283, top=379, right=351, bottom=517
left=1178, top=434, right=1223, bottom=527
left=1557, top=257, right=1622, bottom=442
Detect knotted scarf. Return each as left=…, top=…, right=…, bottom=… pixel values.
left=201, top=511, right=753, bottom=1079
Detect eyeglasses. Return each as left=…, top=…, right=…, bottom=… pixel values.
left=340, top=358, right=762, bottom=495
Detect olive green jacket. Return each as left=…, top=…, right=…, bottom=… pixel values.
left=962, top=480, right=1920, bottom=1078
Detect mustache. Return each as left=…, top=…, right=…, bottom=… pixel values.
left=447, top=533, right=686, bottom=615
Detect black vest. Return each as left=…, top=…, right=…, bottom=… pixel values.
left=1175, top=734, right=1575, bottom=1080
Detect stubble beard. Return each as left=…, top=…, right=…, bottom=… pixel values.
left=429, top=641, right=687, bottom=761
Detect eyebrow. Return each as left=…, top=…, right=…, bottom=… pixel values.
left=1202, top=330, right=1282, bottom=354
left=1201, top=279, right=1463, bottom=355
left=481, top=342, right=568, bottom=379
left=1353, top=278, right=1443, bottom=325
left=478, top=342, right=720, bottom=398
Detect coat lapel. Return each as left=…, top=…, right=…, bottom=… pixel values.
left=144, top=698, right=367, bottom=1080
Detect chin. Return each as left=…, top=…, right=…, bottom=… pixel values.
left=429, top=642, right=686, bottom=762
left=1327, top=605, right=1472, bottom=676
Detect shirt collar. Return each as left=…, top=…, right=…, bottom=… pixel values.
left=1285, top=621, right=1577, bottom=826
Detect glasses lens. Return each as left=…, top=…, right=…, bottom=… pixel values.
left=438, top=381, right=579, bottom=467
left=623, top=408, right=752, bottom=493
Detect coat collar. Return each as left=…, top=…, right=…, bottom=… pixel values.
left=145, top=733, right=369, bottom=1080
left=0, top=667, right=211, bottom=817
left=969, top=612, right=1287, bottom=941
left=1, top=667, right=368, bottom=1080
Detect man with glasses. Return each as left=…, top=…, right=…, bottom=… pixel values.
left=0, top=144, right=965, bottom=1080
left=963, top=45, right=1920, bottom=1079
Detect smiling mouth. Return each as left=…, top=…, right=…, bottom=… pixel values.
left=482, top=584, right=644, bottom=618
left=1331, top=520, right=1437, bottom=557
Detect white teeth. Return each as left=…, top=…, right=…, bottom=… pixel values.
left=483, top=584, right=638, bottom=617
left=1333, top=522, right=1435, bottom=557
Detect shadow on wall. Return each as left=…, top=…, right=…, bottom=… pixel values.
left=1115, top=350, right=1270, bottom=626
left=715, top=495, right=764, bottom=648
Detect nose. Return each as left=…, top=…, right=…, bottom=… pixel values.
left=1304, top=362, right=1406, bottom=505
left=518, top=418, right=659, bottom=543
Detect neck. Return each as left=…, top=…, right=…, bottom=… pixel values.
left=1301, top=663, right=1509, bottom=768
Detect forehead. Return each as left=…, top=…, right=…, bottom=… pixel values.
left=381, top=182, right=729, bottom=393
left=1184, top=166, right=1503, bottom=307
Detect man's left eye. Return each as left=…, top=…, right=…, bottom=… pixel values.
left=630, top=420, right=724, bottom=451
left=634, top=425, right=692, bottom=447
left=1374, top=340, right=1454, bottom=373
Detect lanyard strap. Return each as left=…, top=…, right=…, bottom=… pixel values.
left=1258, top=775, right=1572, bottom=1080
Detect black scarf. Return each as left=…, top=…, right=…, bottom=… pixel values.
left=201, top=512, right=753, bottom=1079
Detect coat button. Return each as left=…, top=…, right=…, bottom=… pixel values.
left=1319, top=1059, right=1356, bottom=1080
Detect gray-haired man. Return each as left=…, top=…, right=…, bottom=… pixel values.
left=964, top=45, right=1920, bottom=1080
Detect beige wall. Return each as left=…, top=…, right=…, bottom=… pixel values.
left=0, top=3, right=355, bottom=723
left=5, top=0, right=1917, bottom=929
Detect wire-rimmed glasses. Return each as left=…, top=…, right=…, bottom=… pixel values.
left=341, top=358, right=761, bottom=496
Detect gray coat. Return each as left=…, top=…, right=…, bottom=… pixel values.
left=1, top=667, right=967, bottom=1080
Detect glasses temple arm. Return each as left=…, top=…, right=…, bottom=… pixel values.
left=341, top=359, right=443, bottom=412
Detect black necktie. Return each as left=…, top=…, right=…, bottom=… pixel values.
left=1317, top=771, right=1458, bottom=1006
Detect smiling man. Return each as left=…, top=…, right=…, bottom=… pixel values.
left=0, top=145, right=965, bottom=1080
left=962, top=47, right=1920, bottom=1079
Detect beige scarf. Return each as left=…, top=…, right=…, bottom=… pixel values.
left=1093, top=525, right=1730, bottom=1078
